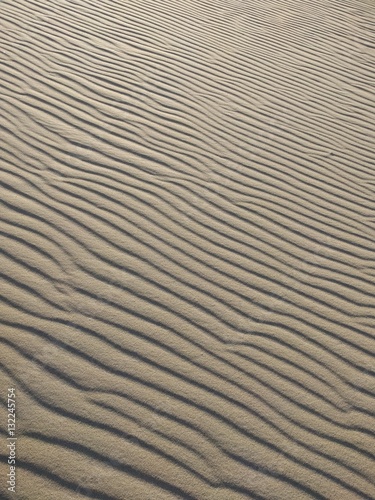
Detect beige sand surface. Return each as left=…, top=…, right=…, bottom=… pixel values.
left=1, top=0, right=375, bottom=498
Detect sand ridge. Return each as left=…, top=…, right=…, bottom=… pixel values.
left=0, top=0, right=375, bottom=498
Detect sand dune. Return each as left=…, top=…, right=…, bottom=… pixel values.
left=1, top=0, right=375, bottom=498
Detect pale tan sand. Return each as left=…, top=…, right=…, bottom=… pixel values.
left=0, top=0, right=375, bottom=498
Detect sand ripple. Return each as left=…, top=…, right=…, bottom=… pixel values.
left=1, top=0, right=375, bottom=498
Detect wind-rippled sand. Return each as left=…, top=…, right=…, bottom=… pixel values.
left=0, top=0, right=375, bottom=498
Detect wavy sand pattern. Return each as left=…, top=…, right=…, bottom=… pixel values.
left=1, top=0, right=375, bottom=498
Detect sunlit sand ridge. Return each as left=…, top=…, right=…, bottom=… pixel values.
left=0, top=0, right=375, bottom=498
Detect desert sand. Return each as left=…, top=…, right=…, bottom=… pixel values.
left=0, top=0, right=375, bottom=498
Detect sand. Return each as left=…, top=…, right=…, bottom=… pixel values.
left=0, top=0, right=375, bottom=498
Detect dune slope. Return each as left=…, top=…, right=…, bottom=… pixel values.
left=0, top=0, right=375, bottom=498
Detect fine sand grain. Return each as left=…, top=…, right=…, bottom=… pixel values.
left=0, top=0, right=375, bottom=498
